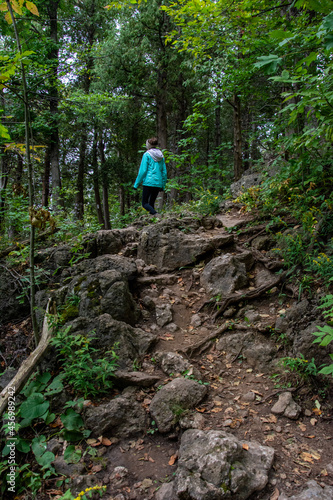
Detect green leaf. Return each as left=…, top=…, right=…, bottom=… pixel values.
left=254, top=54, right=282, bottom=74
left=62, top=429, right=84, bottom=442
left=64, top=445, right=82, bottom=464
left=20, top=393, right=49, bottom=422
left=61, top=409, right=83, bottom=431
left=15, top=439, right=31, bottom=453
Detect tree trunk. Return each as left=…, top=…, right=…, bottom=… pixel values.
left=42, top=146, right=50, bottom=207
left=99, top=137, right=111, bottom=229
left=233, top=93, right=243, bottom=181
left=75, top=126, right=87, bottom=221
left=92, top=130, right=105, bottom=227
left=119, top=185, right=125, bottom=216
left=47, top=0, right=62, bottom=209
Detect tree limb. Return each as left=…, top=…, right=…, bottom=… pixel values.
left=0, top=299, right=53, bottom=417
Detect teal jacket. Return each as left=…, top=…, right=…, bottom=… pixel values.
left=134, top=149, right=167, bottom=189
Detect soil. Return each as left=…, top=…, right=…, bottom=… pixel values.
left=1, top=209, right=333, bottom=500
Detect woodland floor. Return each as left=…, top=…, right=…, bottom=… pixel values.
left=1, top=209, right=333, bottom=500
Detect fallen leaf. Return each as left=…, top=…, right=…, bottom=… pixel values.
left=101, top=437, right=112, bottom=446
left=242, top=443, right=249, bottom=450
left=196, top=407, right=206, bottom=413
left=251, top=390, right=263, bottom=397
left=312, top=408, right=322, bottom=416
left=300, top=452, right=314, bottom=463
left=310, top=418, right=318, bottom=426
left=86, top=438, right=98, bottom=445
left=211, top=407, right=223, bottom=413
left=169, top=453, right=178, bottom=466
left=305, top=435, right=315, bottom=439
left=264, top=434, right=275, bottom=442
left=91, top=464, right=102, bottom=472
left=310, top=450, right=321, bottom=460
left=298, top=423, right=306, bottom=432
left=213, top=400, right=222, bottom=406
left=148, top=456, right=155, bottom=463
left=321, top=469, right=328, bottom=476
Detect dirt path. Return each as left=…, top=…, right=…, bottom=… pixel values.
left=96, top=211, right=333, bottom=500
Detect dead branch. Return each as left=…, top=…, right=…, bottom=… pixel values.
left=0, top=299, right=53, bottom=416
left=212, top=271, right=287, bottom=322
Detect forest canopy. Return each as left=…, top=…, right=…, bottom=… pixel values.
left=0, top=0, right=332, bottom=235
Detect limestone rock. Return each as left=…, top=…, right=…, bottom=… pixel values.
left=84, top=393, right=148, bottom=438
left=137, top=221, right=233, bottom=271
left=149, top=378, right=208, bottom=433
left=174, top=429, right=274, bottom=499
left=279, top=480, right=333, bottom=500
left=200, top=251, right=254, bottom=297
left=271, top=392, right=301, bottom=420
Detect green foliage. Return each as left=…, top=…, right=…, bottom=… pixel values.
left=280, top=354, right=319, bottom=380
left=50, top=326, right=119, bottom=398
left=0, top=371, right=87, bottom=498
left=312, top=294, right=333, bottom=376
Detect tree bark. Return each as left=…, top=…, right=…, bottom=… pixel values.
left=42, top=145, right=50, bottom=207
left=99, top=137, right=111, bottom=229
left=233, top=93, right=243, bottom=181
left=47, top=0, right=62, bottom=209
left=92, top=129, right=105, bottom=227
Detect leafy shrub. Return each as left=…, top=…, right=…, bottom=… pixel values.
left=50, top=326, right=119, bottom=398
left=312, top=293, right=333, bottom=377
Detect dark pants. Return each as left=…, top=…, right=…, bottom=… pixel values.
left=142, top=186, right=160, bottom=214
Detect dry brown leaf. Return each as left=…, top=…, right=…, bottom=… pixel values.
left=312, top=408, right=322, bottom=416
left=300, top=452, right=314, bottom=463
left=91, top=464, right=102, bottom=472
left=305, top=435, right=315, bottom=439
left=298, top=423, right=306, bottom=432
left=196, top=407, right=206, bottom=413
left=148, top=456, right=155, bottom=463
left=251, top=390, right=263, bottom=397
left=242, top=443, right=249, bottom=450
left=101, top=437, right=112, bottom=446
left=168, top=453, right=178, bottom=466
left=86, top=438, right=98, bottom=445
left=321, top=469, right=328, bottom=476
left=211, top=407, right=223, bottom=413
left=310, top=418, right=318, bottom=426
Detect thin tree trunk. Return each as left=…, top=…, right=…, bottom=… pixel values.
left=233, top=93, right=243, bottom=181
left=75, top=126, right=87, bottom=221
left=47, top=0, right=62, bottom=209
left=99, top=137, right=111, bottom=229
left=42, top=146, right=50, bottom=207
left=92, top=129, right=105, bottom=226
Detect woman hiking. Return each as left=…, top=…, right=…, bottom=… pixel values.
left=134, top=137, right=167, bottom=217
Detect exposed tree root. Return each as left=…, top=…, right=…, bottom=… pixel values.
left=0, top=299, right=53, bottom=416
left=180, top=322, right=250, bottom=358
left=206, top=271, right=288, bottom=323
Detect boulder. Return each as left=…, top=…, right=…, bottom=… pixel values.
left=149, top=377, right=208, bottom=433
left=63, top=314, right=157, bottom=370
left=155, top=352, right=201, bottom=380
left=137, top=222, right=233, bottom=271
left=200, top=251, right=254, bottom=297
left=279, top=480, right=333, bottom=500
left=84, top=393, right=148, bottom=438
left=173, top=429, right=274, bottom=499
left=230, top=171, right=262, bottom=198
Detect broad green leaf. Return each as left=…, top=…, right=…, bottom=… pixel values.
left=61, top=408, right=83, bottom=431
left=64, top=445, right=82, bottom=464
left=16, top=439, right=31, bottom=453
left=20, top=393, right=49, bottom=421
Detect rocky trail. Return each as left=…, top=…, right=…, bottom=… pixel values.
left=1, top=208, right=333, bottom=500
